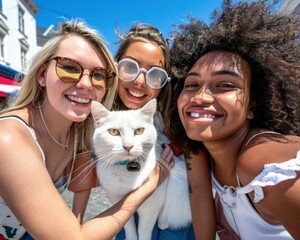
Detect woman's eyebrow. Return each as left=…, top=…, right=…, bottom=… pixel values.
left=185, top=70, right=243, bottom=79
left=185, top=72, right=200, bottom=78
left=212, top=70, right=243, bottom=79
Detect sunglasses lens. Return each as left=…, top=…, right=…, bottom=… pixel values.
left=118, top=59, right=138, bottom=82
left=54, top=57, right=115, bottom=90
left=147, top=68, right=168, bottom=89
left=117, top=58, right=169, bottom=89
left=56, top=58, right=81, bottom=82
left=91, top=69, right=108, bottom=90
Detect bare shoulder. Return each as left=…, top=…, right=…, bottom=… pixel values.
left=0, top=114, right=33, bottom=147
left=237, top=132, right=300, bottom=184
left=0, top=114, right=41, bottom=169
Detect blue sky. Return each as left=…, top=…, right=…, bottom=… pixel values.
left=34, top=0, right=221, bottom=54
left=34, top=0, right=284, bottom=55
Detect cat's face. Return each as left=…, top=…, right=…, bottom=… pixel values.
left=91, top=99, right=157, bottom=165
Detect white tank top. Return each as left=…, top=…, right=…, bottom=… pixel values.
left=0, top=116, right=76, bottom=239
left=212, top=132, right=299, bottom=239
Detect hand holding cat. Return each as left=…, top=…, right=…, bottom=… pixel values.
left=135, top=144, right=174, bottom=196
left=157, top=144, right=174, bottom=185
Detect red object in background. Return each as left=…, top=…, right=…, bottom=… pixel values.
left=168, top=142, right=183, bottom=156
left=0, top=233, right=7, bottom=240
left=0, top=75, right=21, bottom=97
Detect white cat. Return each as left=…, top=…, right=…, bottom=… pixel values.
left=91, top=99, right=191, bottom=240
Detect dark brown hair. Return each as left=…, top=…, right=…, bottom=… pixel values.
left=169, top=0, right=300, bottom=155
left=114, top=24, right=173, bottom=132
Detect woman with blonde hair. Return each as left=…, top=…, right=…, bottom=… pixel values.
left=0, top=20, right=172, bottom=240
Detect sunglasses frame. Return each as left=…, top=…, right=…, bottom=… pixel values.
left=117, top=58, right=170, bottom=89
left=51, top=56, right=116, bottom=90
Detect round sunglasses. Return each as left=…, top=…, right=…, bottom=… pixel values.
left=117, top=58, right=170, bottom=89
left=51, top=56, right=116, bottom=90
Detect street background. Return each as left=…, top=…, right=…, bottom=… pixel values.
left=62, top=188, right=220, bottom=239
left=62, top=187, right=111, bottom=223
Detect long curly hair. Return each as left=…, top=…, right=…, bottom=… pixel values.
left=169, top=0, right=300, bottom=156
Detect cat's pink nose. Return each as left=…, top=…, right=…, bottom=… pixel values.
left=123, top=145, right=133, bottom=152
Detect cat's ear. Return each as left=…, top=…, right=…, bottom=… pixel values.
left=91, top=101, right=110, bottom=125
left=140, top=99, right=157, bottom=122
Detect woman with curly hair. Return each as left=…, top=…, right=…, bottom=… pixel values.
left=169, top=0, right=300, bottom=239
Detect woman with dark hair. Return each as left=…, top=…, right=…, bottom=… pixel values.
left=0, top=20, right=172, bottom=240
left=169, top=0, right=300, bottom=239
left=70, top=23, right=216, bottom=239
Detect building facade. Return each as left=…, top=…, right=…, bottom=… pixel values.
left=0, top=0, right=38, bottom=102
left=0, top=0, right=39, bottom=73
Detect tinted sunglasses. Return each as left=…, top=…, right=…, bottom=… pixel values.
left=51, top=56, right=116, bottom=90
left=117, top=58, right=170, bottom=89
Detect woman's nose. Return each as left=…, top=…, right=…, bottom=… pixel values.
left=191, top=88, right=214, bottom=104
left=76, top=70, right=93, bottom=89
left=133, top=72, right=146, bottom=88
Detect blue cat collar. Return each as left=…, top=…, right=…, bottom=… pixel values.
left=113, top=159, right=141, bottom=172
left=113, top=160, right=130, bottom=166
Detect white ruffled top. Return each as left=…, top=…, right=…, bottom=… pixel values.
left=212, top=132, right=299, bottom=239
left=237, top=150, right=300, bottom=202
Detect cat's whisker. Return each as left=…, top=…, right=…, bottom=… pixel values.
left=94, top=154, right=121, bottom=177
left=69, top=150, right=117, bottom=186
left=63, top=154, right=95, bottom=181
left=68, top=159, right=98, bottom=185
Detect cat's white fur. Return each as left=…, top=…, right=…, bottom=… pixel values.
left=91, top=99, right=191, bottom=240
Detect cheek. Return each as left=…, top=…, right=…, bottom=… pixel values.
left=117, top=81, right=124, bottom=94
left=177, top=93, right=187, bottom=122
left=117, top=81, right=128, bottom=101
left=95, top=90, right=107, bottom=102
left=149, top=88, right=160, bottom=99
left=231, top=92, right=248, bottom=112
left=221, top=92, right=249, bottom=121
left=177, top=92, right=189, bottom=110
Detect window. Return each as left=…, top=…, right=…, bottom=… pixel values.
left=0, top=34, right=4, bottom=59
left=21, top=48, right=26, bottom=71
left=18, top=7, right=25, bottom=33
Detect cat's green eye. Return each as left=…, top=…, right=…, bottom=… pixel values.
left=108, top=128, right=120, bottom=136
left=134, top=127, right=145, bottom=135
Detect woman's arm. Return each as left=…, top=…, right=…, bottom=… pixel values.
left=68, top=152, right=99, bottom=222
left=186, top=150, right=216, bottom=240
left=0, top=124, right=173, bottom=240
left=262, top=172, right=300, bottom=239
left=72, top=189, right=92, bottom=222
left=238, top=136, right=300, bottom=239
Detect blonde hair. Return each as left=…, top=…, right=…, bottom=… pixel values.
left=1, top=20, right=118, bottom=151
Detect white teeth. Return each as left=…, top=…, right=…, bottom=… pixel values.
left=190, top=112, right=216, bottom=119
left=68, top=95, right=90, bottom=103
left=128, top=89, right=145, bottom=97
left=203, top=114, right=216, bottom=119
left=191, top=112, right=200, bottom=118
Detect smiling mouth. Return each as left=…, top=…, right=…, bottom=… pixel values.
left=127, top=89, right=146, bottom=98
left=190, top=112, right=216, bottom=118
left=67, top=95, right=91, bottom=104
left=188, top=112, right=223, bottom=119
